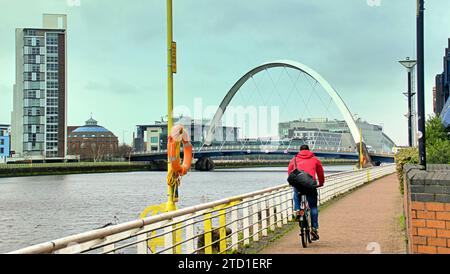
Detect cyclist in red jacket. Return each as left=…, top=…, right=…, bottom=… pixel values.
left=288, top=145, right=325, bottom=241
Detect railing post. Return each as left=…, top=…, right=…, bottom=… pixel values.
left=268, top=193, right=275, bottom=231
left=286, top=190, right=293, bottom=221
left=137, top=231, right=148, bottom=254
left=185, top=216, right=195, bottom=254
left=163, top=226, right=173, bottom=254
left=275, top=193, right=282, bottom=228
left=102, top=237, right=115, bottom=254
left=260, top=195, right=268, bottom=237
left=242, top=200, right=250, bottom=246
left=219, top=208, right=227, bottom=254
left=204, top=213, right=213, bottom=254
left=252, top=197, right=259, bottom=242
left=230, top=203, right=239, bottom=252
left=281, top=191, right=288, bottom=225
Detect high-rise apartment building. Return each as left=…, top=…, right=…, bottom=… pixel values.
left=11, top=14, right=67, bottom=159
left=434, top=38, right=450, bottom=116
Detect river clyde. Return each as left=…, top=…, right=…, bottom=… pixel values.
left=0, top=166, right=353, bottom=253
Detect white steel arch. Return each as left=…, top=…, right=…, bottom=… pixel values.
left=204, top=60, right=362, bottom=146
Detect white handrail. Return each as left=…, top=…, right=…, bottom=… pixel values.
left=9, top=164, right=396, bottom=254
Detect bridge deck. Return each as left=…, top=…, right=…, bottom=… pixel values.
left=260, top=174, right=406, bottom=254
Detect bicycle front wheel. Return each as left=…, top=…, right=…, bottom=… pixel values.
left=301, top=228, right=308, bottom=248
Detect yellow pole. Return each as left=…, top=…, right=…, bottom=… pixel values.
left=166, top=0, right=176, bottom=212
left=359, top=128, right=363, bottom=169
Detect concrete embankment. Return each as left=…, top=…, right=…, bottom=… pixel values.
left=0, top=162, right=165, bottom=178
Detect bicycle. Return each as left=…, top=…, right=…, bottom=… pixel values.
left=297, top=192, right=312, bottom=248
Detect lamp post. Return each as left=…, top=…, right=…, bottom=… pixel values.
left=416, top=0, right=426, bottom=169
left=122, top=130, right=128, bottom=146
left=399, top=57, right=417, bottom=148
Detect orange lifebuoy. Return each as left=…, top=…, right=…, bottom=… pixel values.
left=168, top=125, right=193, bottom=176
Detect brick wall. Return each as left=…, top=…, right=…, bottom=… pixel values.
left=404, top=165, right=450, bottom=254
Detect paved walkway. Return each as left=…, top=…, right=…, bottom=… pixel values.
left=261, top=174, right=406, bottom=254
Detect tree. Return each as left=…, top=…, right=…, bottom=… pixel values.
left=117, top=144, right=133, bottom=160
left=426, top=115, right=450, bottom=164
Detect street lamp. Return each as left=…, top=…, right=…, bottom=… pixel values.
left=122, top=130, right=128, bottom=146
left=416, top=0, right=426, bottom=169
left=399, top=57, right=417, bottom=148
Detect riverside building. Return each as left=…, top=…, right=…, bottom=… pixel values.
left=11, top=14, right=68, bottom=160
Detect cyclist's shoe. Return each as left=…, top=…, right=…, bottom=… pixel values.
left=311, top=229, right=320, bottom=241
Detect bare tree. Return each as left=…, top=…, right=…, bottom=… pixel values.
left=90, top=143, right=106, bottom=162
left=117, top=144, right=132, bottom=160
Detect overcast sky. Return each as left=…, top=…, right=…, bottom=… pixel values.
left=1, top=0, right=450, bottom=146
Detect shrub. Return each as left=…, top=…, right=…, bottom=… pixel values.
left=426, top=116, right=450, bottom=164
left=395, top=148, right=419, bottom=194
left=394, top=116, right=450, bottom=194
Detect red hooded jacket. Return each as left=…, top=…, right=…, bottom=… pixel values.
left=288, top=150, right=325, bottom=187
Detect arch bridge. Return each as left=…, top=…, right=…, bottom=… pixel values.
left=132, top=60, right=393, bottom=168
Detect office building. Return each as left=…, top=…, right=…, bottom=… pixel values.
left=434, top=38, right=450, bottom=116
left=279, top=118, right=396, bottom=154
left=11, top=14, right=67, bottom=160
left=134, top=116, right=240, bottom=152
left=0, top=125, right=11, bottom=163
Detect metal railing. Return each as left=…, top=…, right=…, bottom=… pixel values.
left=9, top=164, right=396, bottom=254
left=131, top=145, right=377, bottom=156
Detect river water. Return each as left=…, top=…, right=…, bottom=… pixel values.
left=0, top=165, right=352, bottom=253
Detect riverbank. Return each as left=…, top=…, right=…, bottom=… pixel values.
left=0, top=162, right=159, bottom=178
left=0, top=159, right=358, bottom=178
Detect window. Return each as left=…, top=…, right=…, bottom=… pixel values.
left=0, top=140, right=4, bottom=146
left=25, top=30, right=37, bottom=36
left=47, top=56, right=58, bottom=63
left=0, top=148, right=4, bottom=154
left=46, top=133, right=58, bottom=141
left=46, top=36, right=58, bottom=45
left=47, top=82, right=59, bottom=89
left=47, top=90, right=58, bottom=98
left=47, top=64, right=58, bottom=71
left=25, top=55, right=36, bottom=64
left=47, top=98, right=58, bottom=107
left=31, top=47, right=40, bottom=55
left=32, top=64, right=41, bottom=72
left=47, top=72, right=58, bottom=80
left=25, top=90, right=43, bottom=99
left=47, top=107, right=58, bottom=115
left=47, top=46, right=58, bottom=54
left=47, top=125, right=58, bottom=133
left=150, top=137, right=159, bottom=144
left=47, top=116, right=58, bottom=124
left=24, top=99, right=43, bottom=107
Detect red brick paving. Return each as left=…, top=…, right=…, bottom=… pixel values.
left=261, top=174, right=406, bottom=254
